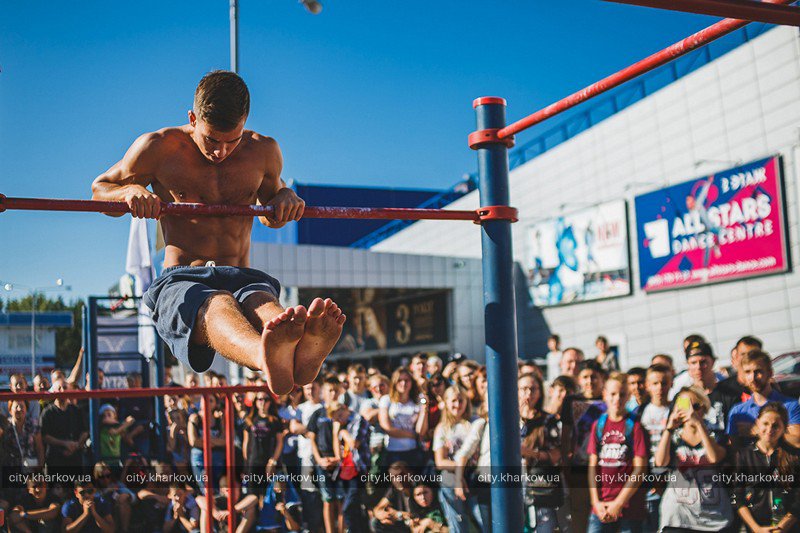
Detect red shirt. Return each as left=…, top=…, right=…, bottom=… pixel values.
left=587, top=416, right=647, bottom=519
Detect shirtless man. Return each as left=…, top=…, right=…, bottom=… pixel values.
left=91, top=71, right=344, bottom=395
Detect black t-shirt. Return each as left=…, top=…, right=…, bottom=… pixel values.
left=708, top=380, right=743, bottom=435
left=40, top=403, right=85, bottom=461
left=307, top=410, right=336, bottom=458
left=382, top=487, right=411, bottom=513
left=246, top=415, right=283, bottom=467
left=18, top=490, right=61, bottom=514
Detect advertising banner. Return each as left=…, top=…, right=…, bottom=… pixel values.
left=297, top=288, right=450, bottom=355
left=635, top=156, right=788, bottom=292
left=524, top=200, right=631, bottom=306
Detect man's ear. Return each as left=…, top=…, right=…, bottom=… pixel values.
left=188, top=110, right=196, bottom=126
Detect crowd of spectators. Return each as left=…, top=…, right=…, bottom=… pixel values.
left=1, top=333, right=799, bottom=532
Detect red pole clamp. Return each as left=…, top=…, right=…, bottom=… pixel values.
left=0, top=194, right=6, bottom=213
left=468, top=128, right=515, bottom=150
left=475, top=205, right=519, bottom=224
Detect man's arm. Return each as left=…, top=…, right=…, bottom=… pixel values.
left=91, top=132, right=163, bottom=219
left=255, top=138, right=304, bottom=228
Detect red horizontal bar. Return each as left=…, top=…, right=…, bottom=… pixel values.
left=0, top=384, right=268, bottom=402
left=604, top=0, right=800, bottom=27
left=0, top=195, right=479, bottom=222
left=497, top=0, right=794, bottom=139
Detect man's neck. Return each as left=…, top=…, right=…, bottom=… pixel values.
left=753, top=386, right=773, bottom=405
left=697, top=374, right=717, bottom=391
left=55, top=399, right=68, bottom=410
left=607, top=409, right=624, bottom=421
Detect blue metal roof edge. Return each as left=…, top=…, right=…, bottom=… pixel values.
left=0, top=312, right=74, bottom=327
left=353, top=22, right=775, bottom=250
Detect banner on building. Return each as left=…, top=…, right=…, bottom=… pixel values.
left=524, top=200, right=631, bottom=307
left=634, top=156, right=788, bottom=292
left=297, top=288, right=450, bottom=355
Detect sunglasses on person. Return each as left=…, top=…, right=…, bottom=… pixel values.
left=78, top=488, right=95, bottom=496
left=97, top=472, right=112, bottom=480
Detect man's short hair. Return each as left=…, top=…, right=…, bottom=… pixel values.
left=552, top=375, right=577, bottom=394
left=647, top=364, right=672, bottom=378
left=651, top=353, right=674, bottom=367
left=347, top=364, right=366, bottom=375
left=736, top=335, right=763, bottom=350
left=579, top=359, right=606, bottom=377
left=194, top=71, right=250, bottom=131
left=741, top=350, right=772, bottom=370
left=627, top=367, right=646, bottom=379
left=323, top=374, right=342, bottom=388
left=606, top=372, right=627, bottom=390
left=562, top=347, right=585, bottom=359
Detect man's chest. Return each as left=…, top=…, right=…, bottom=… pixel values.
left=157, top=155, right=265, bottom=204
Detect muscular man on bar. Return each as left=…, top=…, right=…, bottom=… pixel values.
left=91, top=71, right=344, bottom=394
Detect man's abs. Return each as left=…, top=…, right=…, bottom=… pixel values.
left=161, top=215, right=252, bottom=268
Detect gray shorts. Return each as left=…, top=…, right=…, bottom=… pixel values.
left=143, top=266, right=281, bottom=373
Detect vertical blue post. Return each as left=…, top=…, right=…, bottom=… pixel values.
left=154, top=334, right=166, bottom=459
left=471, top=97, right=523, bottom=532
left=87, top=297, right=99, bottom=462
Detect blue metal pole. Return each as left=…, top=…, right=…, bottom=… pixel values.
left=154, top=335, right=166, bottom=459
left=472, top=97, right=523, bottom=532
left=87, top=297, right=99, bottom=462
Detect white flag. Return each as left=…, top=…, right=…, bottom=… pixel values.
left=125, top=218, right=156, bottom=359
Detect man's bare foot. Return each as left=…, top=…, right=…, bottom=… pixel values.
left=293, top=298, right=346, bottom=385
left=261, top=305, right=307, bottom=395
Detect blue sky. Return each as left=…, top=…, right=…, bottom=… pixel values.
left=0, top=0, right=717, bottom=300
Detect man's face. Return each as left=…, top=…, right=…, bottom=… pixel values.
left=322, top=384, right=340, bottom=405
left=169, top=488, right=186, bottom=505
left=349, top=371, right=366, bottom=392
left=742, top=361, right=772, bottom=394
left=369, top=379, right=387, bottom=398
left=303, top=383, right=320, bottom=402
left=732, top=342, right=759, bottom=372
left=426, top=359, right=441, bottom=377
left=645, top=371, right=670, bottom=402
left=76, top=485, right=95, bottom=503
left=457, top=366, right=474, bottom=389
left=518, top=376, right=540, bottom=410
left=410, top=358, right=425, bottom=378
left=627, top=374, right=646, bottom=401
left=10, top=376, right=26, bottom=393
left=189, top=112, right=246, bottom=164
left=603, top=380, right=627, bottom=413
left=687, top=355, right=714, bottom=381
left=560, top=350, right=582, bottom=377
left=579, top=369, right=603, bottom=398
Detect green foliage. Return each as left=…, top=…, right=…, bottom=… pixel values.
left=3, top=294, right=84, bottom=369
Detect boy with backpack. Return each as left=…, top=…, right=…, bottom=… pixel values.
left=587, top=372, right=648, bottom=533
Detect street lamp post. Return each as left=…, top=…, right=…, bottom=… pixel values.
left=228, top=0, right=322, bottom=73
left=2, top=279, right=71, bottom=379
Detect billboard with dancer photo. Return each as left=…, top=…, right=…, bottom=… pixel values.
left=634, top=156, right=789, bottom=292
left=524, top=200, right=631, bottom=307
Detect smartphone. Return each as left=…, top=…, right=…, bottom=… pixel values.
left=675, top=396, right=692, bottom=412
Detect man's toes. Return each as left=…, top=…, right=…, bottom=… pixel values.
left=336, top=314, right=346, bottom=325
left=308, top=297, right=325, bottom=317
left=330, top=307, right=342, bottom=319
left=292, top=305, right=308, bottom=323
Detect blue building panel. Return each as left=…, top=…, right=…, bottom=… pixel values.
left=251, top=183, right=443, bottom=247
left=0, top=312, right=74, bottom=327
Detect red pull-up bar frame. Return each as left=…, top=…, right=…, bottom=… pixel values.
left=0, top=194, right=518, bottom=223
left=0, top=385, right=265, bottom=533
left=495, top=0, right=795, bottom=140
left=603, top=0, right=800, bottom=28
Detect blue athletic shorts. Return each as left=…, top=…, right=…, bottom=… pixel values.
left=143, top=266, right=281, bottom=373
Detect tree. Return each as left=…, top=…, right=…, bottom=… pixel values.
left=3, top=294, right=84, bottom=369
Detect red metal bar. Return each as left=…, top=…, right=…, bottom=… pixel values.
left=202, top=394, right=214, bottom=533
left=224, top=393, right=237, bottom=533
left=604, top=0, right=800, bottom=27
left=496, top=0, right=795, bottom=139
left=0, top=195, right=479, bottom=222
left=0, top=384, right=268, bottom=402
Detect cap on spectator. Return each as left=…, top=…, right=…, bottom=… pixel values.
left=451, top=353, right=466, bottom=363
left=685, top=340, right=714, bottom=360
left=98, top=404, right=116, bottom=416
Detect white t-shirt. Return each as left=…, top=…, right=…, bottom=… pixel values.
left=379, top=395, right=420, bottom=452
left=546, top=350, right=562, bottom=382
left=668, top=370, right=726, bottom=400
left=433, top=419, right=473, bottom=485
left=297, top=400, right=323, bottom=464
left=639, top=403, right=670, bottom=469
